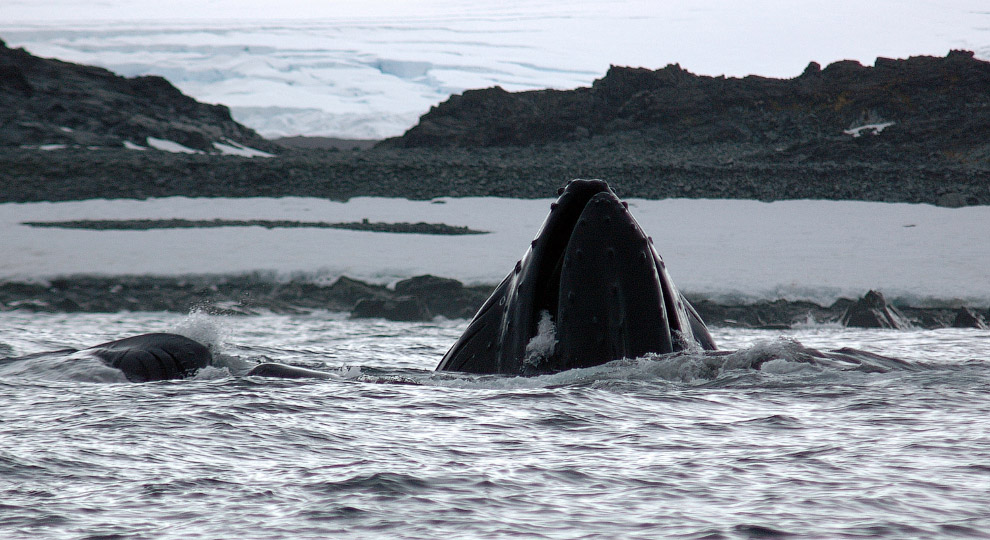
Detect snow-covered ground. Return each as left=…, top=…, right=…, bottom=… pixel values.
left=2, top=0, right=988, bottom=139
left=2, top=197, right=987, bottom=307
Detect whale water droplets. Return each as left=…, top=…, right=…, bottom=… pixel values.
left=169, top=308, right=253, bottom=374
left=524, top=310, right=558, bottom=369
left=673, top=330, right=703, bottom=354
left=170, top=308, right=230, bottom=354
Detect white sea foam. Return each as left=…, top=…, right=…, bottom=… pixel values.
left=524, top=310, right=558, bottom=369
left=190, top=365, right=233, bottom=380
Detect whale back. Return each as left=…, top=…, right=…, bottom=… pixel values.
left=84, top=333, right=211, bottom=382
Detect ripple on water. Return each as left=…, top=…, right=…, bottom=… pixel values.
left=0, top=312, right=989, bottom=539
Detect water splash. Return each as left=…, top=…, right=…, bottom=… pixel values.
left=523, top=310, right=558, bottom=370
left=169, top=308, right=231, bottom=352
left=422, top=336, right=920, bottom=391
left=191, top=365, right=233, bottom=380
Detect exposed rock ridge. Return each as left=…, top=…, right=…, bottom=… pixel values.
left=386, top=50, right=990, bottom=155
left=0, top=38, right=277, bottom=152
left=839, top=290, right=910, bottom=329
left=0, top=275, right=984, bottom=329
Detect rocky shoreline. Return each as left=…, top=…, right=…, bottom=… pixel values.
left=2, top=140, right=986, bottom=206
left=0, top=39, right=275, bottom=153
left=22, top=218, right=486, bottom=235
left=1, top=274, right=986, bottom=330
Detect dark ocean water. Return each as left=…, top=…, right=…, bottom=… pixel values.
left=2, top=311, right=989, bottom=539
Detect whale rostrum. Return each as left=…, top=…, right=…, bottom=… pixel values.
left=436, top=179, right=715, bottom=375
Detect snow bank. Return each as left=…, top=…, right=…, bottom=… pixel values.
left=146, top=137, right=201, bottom=154
left=844, top=122, right=896, bottom=137
left=212, top=139, right=275, bottom=158
left=2, top=196, right=988, bottom=306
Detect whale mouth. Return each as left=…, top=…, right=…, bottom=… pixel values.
left=520, top=180, right=677, bottom=372
left=526, top=180, right=620, bottom=328
left=435, top=179, right=715, bottom=375
left=531, top=180, right=622, bottom=320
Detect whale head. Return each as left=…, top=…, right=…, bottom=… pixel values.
left=437, top=179, right=715, bottom=375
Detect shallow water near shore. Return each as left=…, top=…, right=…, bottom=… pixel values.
left=2, top=311, right=989, bottom=539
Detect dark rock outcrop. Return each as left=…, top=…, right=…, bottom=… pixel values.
left=392, top=274, right=488, bottom=319
left=0, top=273, right=491, bottom=321
left=394, top=274, right=464, bottom=296
left=0, top=276, right=984, bottom=329
left=1, top=43, right=987, bottom=208
left=952, top=307, right=989, bottom=329
left=690, top=298, right=824, bottom=330
left=385, top=51, right=990, bottom=166
left=324, top=276, right=391, bottom=310
left=0, top=39, right=277, bottom=153
left=840, top=290, right=910, bottom=329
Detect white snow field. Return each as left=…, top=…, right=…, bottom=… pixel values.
left=1, top=197, right=987, bottom=307
left=2, top=0, right=988, bottom=138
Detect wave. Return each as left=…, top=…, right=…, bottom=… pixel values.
left=414, top=339, right=926, bottom=391
left=0, top=349, right=128, bottom=382
left=228, top=337, right=941, bottom=390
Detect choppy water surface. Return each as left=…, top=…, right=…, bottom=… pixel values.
left=2, top=311, right=989, bottom=539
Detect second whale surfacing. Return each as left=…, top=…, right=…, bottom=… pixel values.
left=436, top=179, right=716, bottom=376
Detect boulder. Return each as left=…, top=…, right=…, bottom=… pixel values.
left=840, top=290, right=910, bottom=329
left=326, top=276, right=389, bottom=309
left=394, top=274, right=463, bottom=296
left=951, top=307, right=988, bottom=329
left=392, top=275, right=493, bottom=319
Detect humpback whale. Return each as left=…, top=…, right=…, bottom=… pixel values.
left=436, top=179, right=715, bottom=375
left=0, top=333, right=212, bottom=382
